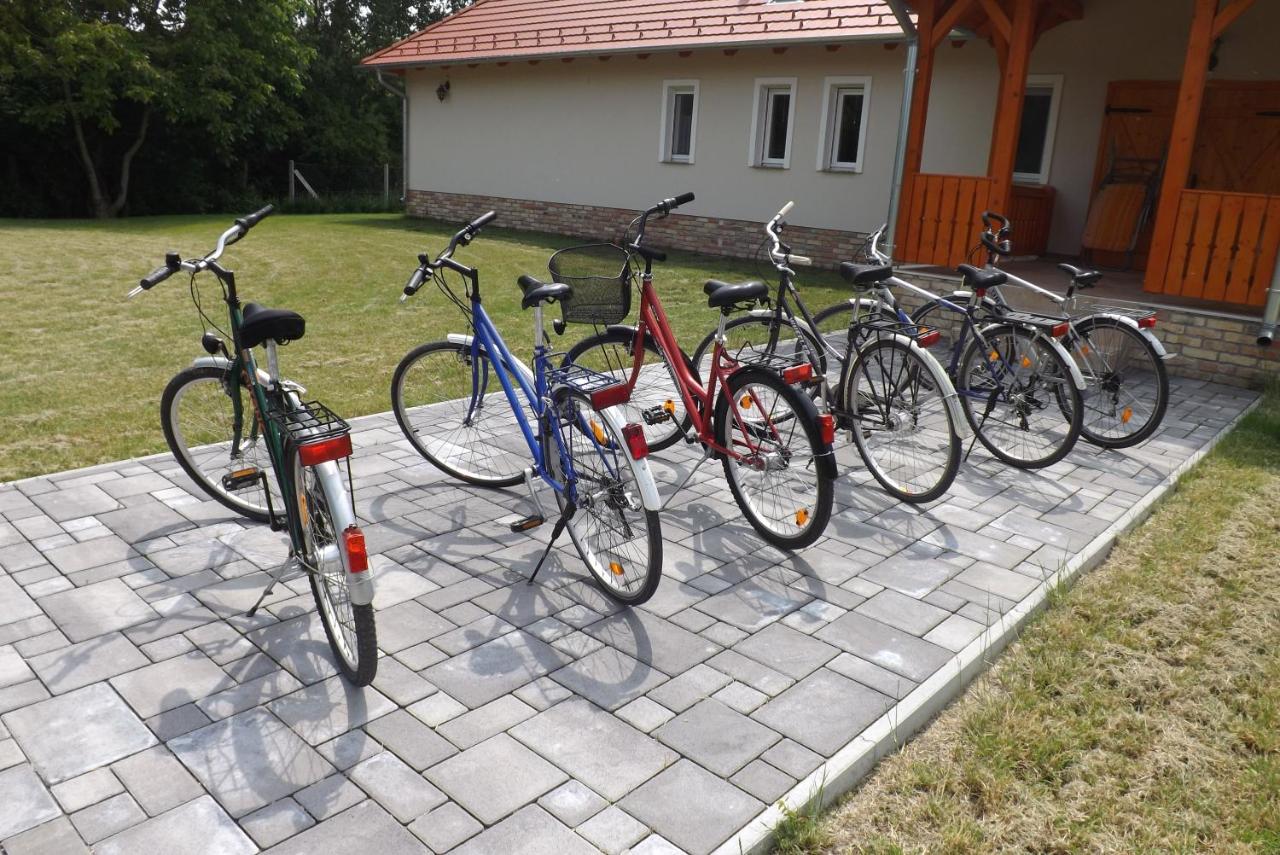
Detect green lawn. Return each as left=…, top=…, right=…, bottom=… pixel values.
left=0, top=212, right=852, bottom=482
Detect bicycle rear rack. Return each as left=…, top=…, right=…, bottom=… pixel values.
left=265, top=399, right=351, bottom=445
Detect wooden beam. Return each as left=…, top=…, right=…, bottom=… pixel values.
left=1213, top=0, right=1257, bottom=38
left=1145, top=0, right=1218, bottom=294
left=977, top=0, right=1011, bottom=44
left=895, top=0, right=940, bottom=251
left=931, top=0, right=978, bottom=50
left=985, top=0, right=1035, bottom=215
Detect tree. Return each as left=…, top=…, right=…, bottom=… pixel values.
left=0, top=1, right=311, bottom=218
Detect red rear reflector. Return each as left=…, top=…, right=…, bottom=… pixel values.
left=298, top=434, right=352, bottom=466
left=1137, top=315, right=1157, bottom=329
left=1050, top=322, right=1069, bottom=338
left=342, top=526, right=369, bottom=573
left=916, top=328, right=941, bottom=348
left=818, top=413, right=835, bottom=446
left=622, top=423, right=649, bottom=459
left=590, top=383, right=631, bottom=410
left=782, top=363, right=813, bottom=385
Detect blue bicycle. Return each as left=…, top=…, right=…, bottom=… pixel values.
left=390, top=214, right=663, bottom=604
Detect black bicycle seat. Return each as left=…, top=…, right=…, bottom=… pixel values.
left=839, top=263, right=893, bottom=287
left=956, top=264, right=1007, bottom=290
left=704, top=279, right=767, bottom=309
left=517, top=274, right=571, bottom=309
left=240, top=302, right=305, bottom=349
left=1057, top=263, right=1103, bottom=287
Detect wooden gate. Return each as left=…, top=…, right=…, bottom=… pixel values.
left=897, top=173, right=994, bottom=267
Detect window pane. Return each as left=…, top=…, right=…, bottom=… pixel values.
left=834, top=90, right=864, bottom=165
left=1014, top=89, right=1054, bottom=176
left=671, top=92, right=694, bottom=158
left=766, top=90, right=790, bottom=161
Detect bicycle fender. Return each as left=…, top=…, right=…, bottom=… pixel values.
left=1089, top=314, right=1173, bottom=360
left=313, top=459, right=374, bottom=606
left=445, top=333, right=537, bottom=385
left=596, top=405, right=662, bottom=512
left=977, top=324, right=1088, bottom=391
left=189, top=355, right=305, bottom=392
left=897, top=334, right=973, bottom=440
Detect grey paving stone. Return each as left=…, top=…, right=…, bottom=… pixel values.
left=364, top=709, right=457, bottom=772
left=705, top=650, right=794, bottom=697
left=645, top=662, right=732, bottom=714
left=730, top=758, right=796, bottom=803
left=0, top=680, right=49, bottom=716
left=549, top=647, right=668, bottom=711
left=451, top=805, right=597, bottom=855
left=239, top=798, right=314, bottom=849
left=953, top=562, right=1042, bottom=600
left=293, top=772, right=365, bottom=820
left=582, top=609, right=721, bottom=676
left=512, top=697, right=676, bottom=802
left=168, top=708, right=333, bottom=818
left=577, top=805, right=648, bottom=854
left=349, top=751, right=445, bottom=822
left=0, top=542, right=46, bottom=574
left=754, top=668, right=893, bottom=756
left=423, top=632, right=571, bottom=709
left=0, top=765, right=62, bottom=839
left=438, top=695, right=535, bottom=750
left=3, top=683, right=157, bottom=784
left=537, top=779, right=607, bottom=827
left=316, top=729, right=382, bottom=771
left=408, top=692, right=468, bottom=727
left=196, top=668, right=303, bottom=720
left=42, top=536, right=140, bottom=577
left=145, top=702, right=212, bottom=741
left=854, top=588, right=952, bottom=636
left=30, top=485, right=119, bottom=523
left=629, top=833, right=685, bottom=854
left=0, top=644, right=33, bottom=689
left=95, top=795, right=255, bottom=855
left=734, top=622, right=840, bottom=680
left=924, top=613, right=986, bottom=652
left=1, top=815, right=89, bottom=855
left=826, top=652, right=918, bottom=700
left=37, top=579, right=155, bottom=643
left=408, top=800, right=483, bottom=851
left=97, top=503, right=193, bottom=545
left=51, top=767, right=124, bottom=813
left=713, top=681, right=769, bottom=714
left=109, top=651, right=234, bottom=719
left=816, top=611, right=954, bottom=683
left=426, top=733, right=567, bottom=826
left=655, top=698, right=780, bottom=777
left=620, top=760, right=762, bottom=855
left=694, top=573, right=813, bottom=633
left=430, top=614, right=518, bottom=656
left=70, top=791, right=146, bottom=844
left=109, top=745, right=203, bottom=816
left=374, top=599, right=454, bottom=653
left=616, top=696, right=676, bottom=733
left=267, top=675, right=396, bottom=746
left=99, top=473, right=172, bottom=500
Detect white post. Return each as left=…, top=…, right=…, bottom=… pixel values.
left=288, top=160, right=295, bottom=203
left=383, top=163, right=390, bottom=207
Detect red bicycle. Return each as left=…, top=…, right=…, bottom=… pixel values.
left=560, top=194, right=836, bottom=549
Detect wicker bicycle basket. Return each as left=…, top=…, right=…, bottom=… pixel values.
left=547, top=243, right=633, bottom=325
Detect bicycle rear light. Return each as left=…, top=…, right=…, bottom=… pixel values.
left=298, top=434, right=353, bottom=466
left=622, top=423, right=649, bottom=459
left=1050, top=321, right=1069, bottom=338
left=782, top=363, right=813, bottom=385
left=916, top=328, right=941, bottom=348
left=818, top=413, right=836, bottom=446
left=1138, top=315, right=1157, bottom=329
left=590, top=383, right=631, bottom=410
left=341, top=526, right=369, bottom=574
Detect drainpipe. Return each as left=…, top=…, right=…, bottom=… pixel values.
left=884, top=0, right=918, bottom=261
left=1257, top=255, right=1280, bottom=346
left=376, top=69, right=409, bottom=203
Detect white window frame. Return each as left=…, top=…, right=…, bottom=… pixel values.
left=749, top=77, right=798, bottom=169
left=659, top=80, right=699, bottom=164
left=817, top=76, right=873, bottom=173
left=1013, top=74, right=1064, bottom=185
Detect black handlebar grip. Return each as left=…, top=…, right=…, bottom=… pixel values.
left=236, top=204, right=275, bottom=230
left=981, top=232, right=1013, bottom=256
left=404, top=267, right=427, bottom=296
left=671, top=192, right=695, bottom=208
left=517, top=274, right=544, bottom=293
left=140, top=265, right=174, bottom=290
left=469, top=211, right=497, bottom=231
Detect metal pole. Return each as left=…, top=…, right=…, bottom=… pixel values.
left=376, top=69, right=409, bottom=205
left=288, top=159, right=295, bottom=203
left=1257, top=254, right=1280, bottom=346
left=384, top=163, right=390, bottom=207
left=885, top=40, right=918, bottom=261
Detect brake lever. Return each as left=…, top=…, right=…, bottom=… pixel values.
left=126, top=285, right=144, bottom=300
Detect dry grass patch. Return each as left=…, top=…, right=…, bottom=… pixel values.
left=800, top=392, right=1280, bottom=854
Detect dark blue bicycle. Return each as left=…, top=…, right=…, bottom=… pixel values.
left=390, top=214, right=663, bottom=605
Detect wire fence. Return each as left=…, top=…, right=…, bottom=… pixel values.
left=288, top=161, right=405, bottom=209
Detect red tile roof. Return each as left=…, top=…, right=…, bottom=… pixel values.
left=362, top=0, right=908, bottom=68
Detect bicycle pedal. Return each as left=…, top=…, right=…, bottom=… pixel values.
left=509, top=515, right=546, bottom=532
left=641, top=401, right=676, bottom=425
left=221, top=467, right=264, bottom=492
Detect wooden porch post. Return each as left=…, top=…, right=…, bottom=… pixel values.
left=893, top=0, right=938, bottom=252
left=985, top=0, right=1036, bottom=216
left=1144, top=0, right=1222, bottom=293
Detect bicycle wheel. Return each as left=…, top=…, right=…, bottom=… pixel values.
left=958, top=325, right=1083, bottom=469
left=562, top=328, right=696, bottom=453
left=909, top=297, right=980, bottom=369
left=291, top=451, right=377, bottom=685
left=161, top=366, right=281, bottom=523
left=691, top=313, right=828, bottom=386
left=839, top=337, right=961, bottom=503
left=1070, top=316, right=1169, bottom=448
left=542, top=387, right=662, bottom=605
left=392, top=340, right=531, bottom=487
left=812, top=300, right=899, bottom=382
left=714, top=367, right=834, bottom=549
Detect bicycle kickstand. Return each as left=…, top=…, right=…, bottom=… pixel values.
left=528, top=503, right=575, bottom=586
left=246, top=555, right=299, bottom=618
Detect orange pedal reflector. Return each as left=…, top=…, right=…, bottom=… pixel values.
left=740, top=395, right=753, bottom=409
left=1122, top=407, right=1133, bottom=424
left=663, top=399, right=676, bottom=414
left=609, top=561, right=625, bottom=576
left=1021, top=356, right=1032, bottom=368
left=795, top=508, right=810, bottom=526
left=230, top=467, right=259, bottom=479
left=589, top=420, right=607, bottom=444
left=1080, top=345, right=1091, bottom=356
left=989, top=350, right=1000, bottom=362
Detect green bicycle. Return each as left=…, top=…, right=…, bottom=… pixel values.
left=131, top=207, right=378, bottom=685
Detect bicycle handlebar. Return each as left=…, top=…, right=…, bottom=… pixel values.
left=628, top=192, right=694, bottom=257
left=130, top=206, right=274, bottom=298
left=981, top=210, right=1010, bottom=234
left=763, top=201, right=810, bottom=273
left=399, top=213, right=497, bottom=302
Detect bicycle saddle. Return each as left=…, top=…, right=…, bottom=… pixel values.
left=956, top=264, right=1007, bottom=290
left=1057, top=263, right=1103, bottom=287
left=240, top=302, right=305, bottom=349
left=839, top=263, right=893, bottom=287
left=517, top=275, right=572, bottom=310
left=704, top=279, right=767, bottom=309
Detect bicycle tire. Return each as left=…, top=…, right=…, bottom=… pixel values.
left=690, top=313, right=828, bottom=386
left=958, top=324, right=1083, bottom=469
left=839, top=337, right=961, bottom=503
left=161, top=365, right=280, bottom=523
left=562, top=328, right=697, bottom=453
left=1070, top=316, right=1169, bottom=449
left=714, top=367, right=834, bottom=549
left=291, top=450, right=377, bottom=686
left=391, top=340, right=529, bottom=487
left=542, top=386, right=663, bottom=605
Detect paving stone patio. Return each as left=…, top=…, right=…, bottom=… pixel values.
left=0, top=376, right=1256, bottom=854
